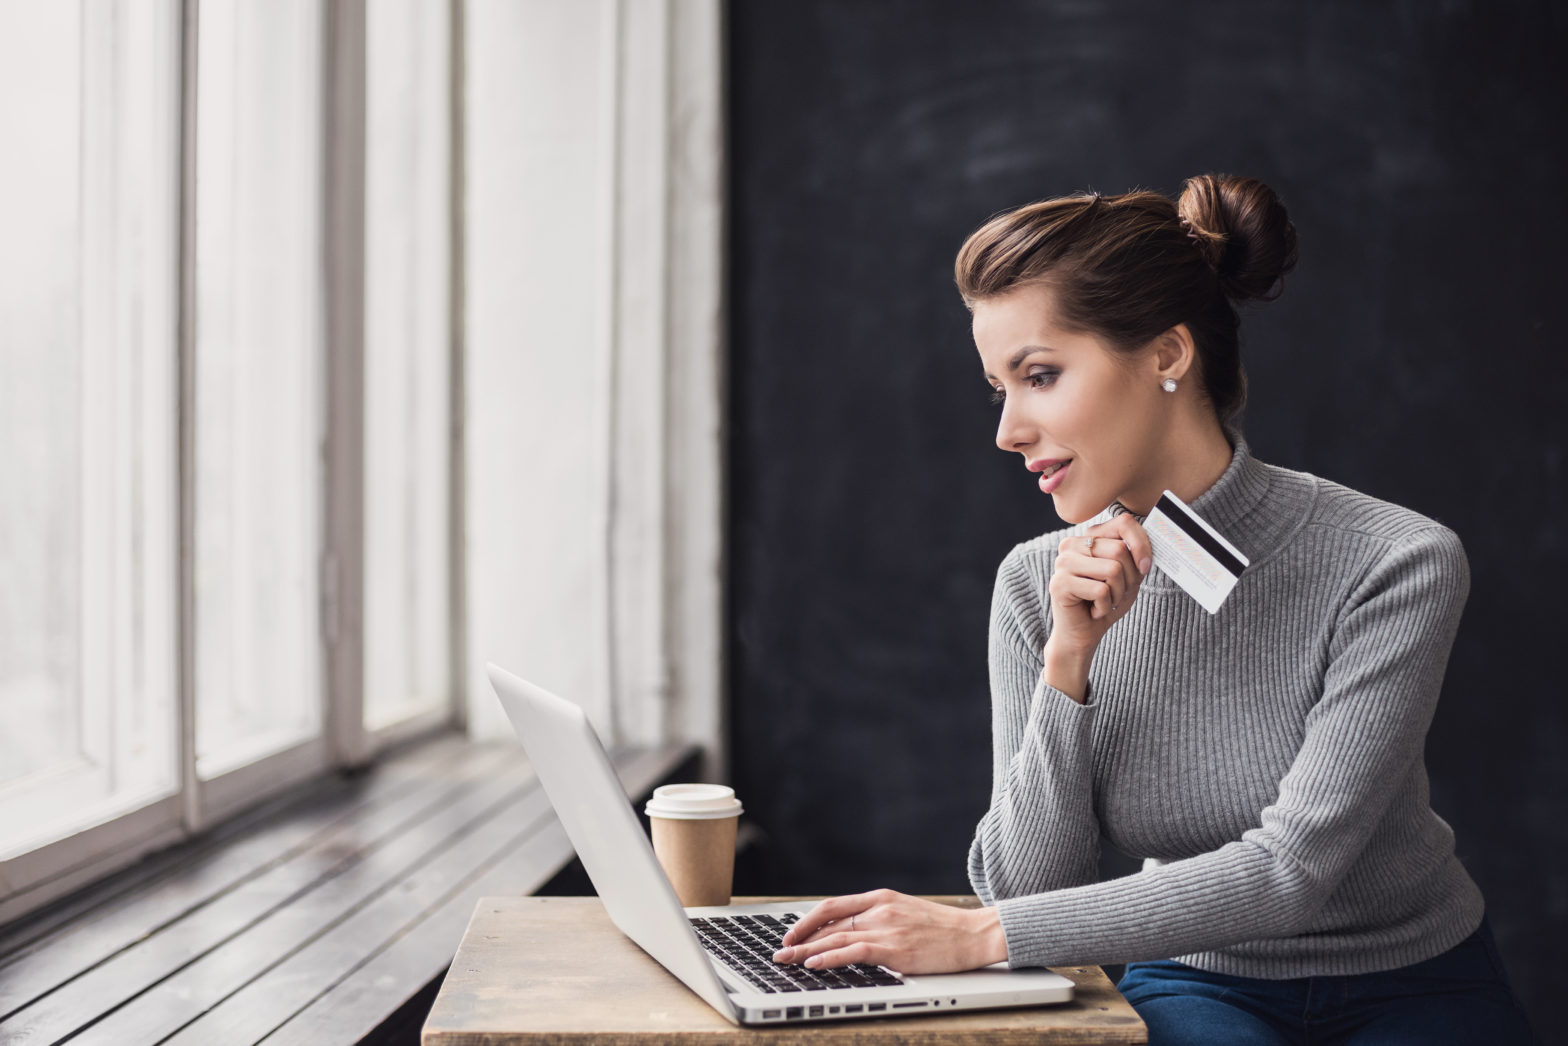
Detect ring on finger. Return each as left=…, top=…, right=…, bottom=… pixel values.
left=851, top=915, right=857, bottom=932
left=1084, top=535, right=1096, bottom=557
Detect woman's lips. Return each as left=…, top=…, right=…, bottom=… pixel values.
left=1038, top=460, right=1071, bottom=493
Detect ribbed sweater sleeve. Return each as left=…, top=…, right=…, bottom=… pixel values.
left=987, top=523, right=1471, bottom=969
left=968, top=544, right=1101, bottom=905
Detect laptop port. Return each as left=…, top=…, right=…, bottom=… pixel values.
left=892, top=1001, right=929, bottom=1009
left=867, top=1003, right=886, bottom=1012
left=762, top=1010, right=781, bottom=1019
left=786, top=1007, right=803, bottom=1019
left=808, top=1005, right=824, bottom=1018
left=828, top=1006, right=840, bottom=1014
left=845, top=1004, right=864, bottom=1014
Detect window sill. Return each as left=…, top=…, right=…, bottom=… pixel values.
left=0, top=730, right=698, bottom=1044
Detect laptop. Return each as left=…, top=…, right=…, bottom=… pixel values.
left=486, top=662, right=1075, bottom=1026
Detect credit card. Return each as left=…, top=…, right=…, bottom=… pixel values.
left=1141, top=490, right=1249, bottom=614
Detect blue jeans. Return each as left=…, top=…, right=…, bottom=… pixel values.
left=1117, top=916, right=1536, bottom=1045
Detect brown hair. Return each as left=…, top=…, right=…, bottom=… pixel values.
left=954, top=174, right=1298, bottom=424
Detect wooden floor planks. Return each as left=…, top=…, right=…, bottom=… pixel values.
left=0, top=734, right=696, bottom=1046
left=0, top=735, right=473, bottom=1020
left=259, top=821, right=579, bottom=1046
left=1, top=742, right=522, bottom=1046
left=151, top=789, right=564, bottom=1044
left=0, top=734, right=469, bottom=960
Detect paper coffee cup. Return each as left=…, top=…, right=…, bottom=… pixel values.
left=645, top=784, right=743, bottom=907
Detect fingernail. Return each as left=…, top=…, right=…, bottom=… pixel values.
left=805, top=956, right=821, bottom=968
left=1139, top=556, right=1152, bottom=575
left=774, top=948, right=791, bottom=962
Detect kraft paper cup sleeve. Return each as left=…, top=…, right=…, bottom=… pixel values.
left=646, top=784, right=741, bottom=907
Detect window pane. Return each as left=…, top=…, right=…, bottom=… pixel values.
left=193, top=0, right=325, bottom=776
left=363, top=0, right=452, bottom=731
left=0, top=0, right=180, bottom=854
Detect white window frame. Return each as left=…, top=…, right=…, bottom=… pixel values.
left=460, top=0, right=725, bottom=778
left=0, top=0, right=449, bottom=925
left=611, top=0, right=726, bottom=774
left=0, top=0, right=725, bottom=928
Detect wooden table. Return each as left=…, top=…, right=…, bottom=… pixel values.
left=422, top=896, right=1147, bottom=1044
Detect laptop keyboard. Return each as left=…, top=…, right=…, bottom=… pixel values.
left=690, top=912, right=904, bottom=994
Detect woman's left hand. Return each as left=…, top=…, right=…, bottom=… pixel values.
left=772, top=889, right=1007, bottom=975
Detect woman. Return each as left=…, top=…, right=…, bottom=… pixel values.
left=771, top=175, right=1536, bottom=1043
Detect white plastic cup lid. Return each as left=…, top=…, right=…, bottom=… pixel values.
left=644, top=783, right=743, bottom=820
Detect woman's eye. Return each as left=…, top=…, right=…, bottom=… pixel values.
left=989, top=370, right=1059, bottom=405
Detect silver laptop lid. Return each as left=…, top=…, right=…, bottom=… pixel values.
left=486, top=663, right=739, bottom=1022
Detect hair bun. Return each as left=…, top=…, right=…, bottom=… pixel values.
left=1177, top=174, right=1298, bottom=302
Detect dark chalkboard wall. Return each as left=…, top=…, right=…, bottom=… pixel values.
left=725, top=0, right=1565, bottom=1027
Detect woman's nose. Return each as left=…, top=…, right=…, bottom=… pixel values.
left=995, top=397, right=1033, bottom=453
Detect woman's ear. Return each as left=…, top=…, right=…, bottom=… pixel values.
left=1153, top=324, right=1197, bottom=384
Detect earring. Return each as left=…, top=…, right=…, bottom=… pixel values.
left=1161, top=378, right=1178, bottom=393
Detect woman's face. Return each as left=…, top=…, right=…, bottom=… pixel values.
left=973, top=282, right=1171, bottom=524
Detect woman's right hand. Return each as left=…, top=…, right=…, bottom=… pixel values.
left=1044, top=513, right=1152, bottom=701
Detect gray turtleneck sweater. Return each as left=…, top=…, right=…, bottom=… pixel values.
left=968, top=437, right=1485, bottom=978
